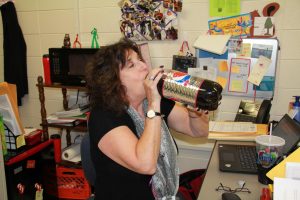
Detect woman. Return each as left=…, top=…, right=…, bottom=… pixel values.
left=85, top=38, right=209, bottom=200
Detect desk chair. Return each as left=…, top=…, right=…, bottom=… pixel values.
left=81, top=133, right=203, bottom=200
left=81, top=134, right=96, bottom=199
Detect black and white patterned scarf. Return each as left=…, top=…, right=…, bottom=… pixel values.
left=126, top=100, right=179, bottom=200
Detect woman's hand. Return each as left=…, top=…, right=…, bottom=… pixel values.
left=144, top=67, right=164, bottom=111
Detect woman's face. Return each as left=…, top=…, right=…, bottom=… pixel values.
left=120, top=49, right=150, bottom=100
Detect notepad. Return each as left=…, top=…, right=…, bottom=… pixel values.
left=208, top=122, right=268, bottom=141
left=193, top=35, right=231, bottom=55
left=209, top=121, right=257, bottom=133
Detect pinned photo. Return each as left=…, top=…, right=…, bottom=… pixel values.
left=251, top=44, right=273, bottom=59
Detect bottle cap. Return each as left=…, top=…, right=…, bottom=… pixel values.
left=293, top=96, right=300, bottom=107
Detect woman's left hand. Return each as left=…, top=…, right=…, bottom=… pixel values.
left=144, top=68, right=164, bottom=110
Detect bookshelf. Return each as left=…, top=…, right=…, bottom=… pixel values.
left=36, top=76, right=87, bottom=146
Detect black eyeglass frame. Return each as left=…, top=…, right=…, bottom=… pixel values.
left=215, top=182, right=251, bottom=194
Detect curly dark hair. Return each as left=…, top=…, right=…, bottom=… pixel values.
left=85, top=38, right=143, bottom=115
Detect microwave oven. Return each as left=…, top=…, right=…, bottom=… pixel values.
left=49, top=48, right=99, bottom=86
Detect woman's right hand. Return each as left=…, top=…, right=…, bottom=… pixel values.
left=144, top=67, right=164, bottom=111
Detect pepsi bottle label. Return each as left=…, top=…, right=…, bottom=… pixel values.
left=162, top=71, right=204, bottom=107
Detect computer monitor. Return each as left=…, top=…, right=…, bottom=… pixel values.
left=272, top=114, right=300, bottom=156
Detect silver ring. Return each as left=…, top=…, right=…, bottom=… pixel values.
left=149, top=76, right=154, bottom=80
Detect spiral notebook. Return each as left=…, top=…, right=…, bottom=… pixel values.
left=218, top=114, right=300, bottom=174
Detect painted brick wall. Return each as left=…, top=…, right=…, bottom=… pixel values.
left=0, top=0, right=299, bottom=131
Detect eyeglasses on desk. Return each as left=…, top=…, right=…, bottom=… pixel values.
left=215, top=182, right=251, bottom=193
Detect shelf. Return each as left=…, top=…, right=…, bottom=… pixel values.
left=36, top=83, right=86, bottom=90
left=41, top=122, right=87, bottom=132
left=36, top=76, right=88, bottom=146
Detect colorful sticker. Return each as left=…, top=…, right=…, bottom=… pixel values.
left=257, top=147, right=279, bottom=168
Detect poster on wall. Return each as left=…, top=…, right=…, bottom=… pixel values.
left=119, top=0, right=182, bottom=41
left=208, top=13, right=252, bottom=37
left=228, top=58, right=251, bottom=93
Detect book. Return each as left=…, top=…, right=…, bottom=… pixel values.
left=0, top=82, right=24, bottom=136
left=193, top=35, right=231, bottom=55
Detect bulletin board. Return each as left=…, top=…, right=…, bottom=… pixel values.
left=195, top=38, right=279, bottom=99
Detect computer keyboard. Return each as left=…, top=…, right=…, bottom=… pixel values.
left=237, top=145, right=257, bottom=170
left=235, top=114, right=256, bottom=123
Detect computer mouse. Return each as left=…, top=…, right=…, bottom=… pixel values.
left=222, top=192, right=241, bottom=200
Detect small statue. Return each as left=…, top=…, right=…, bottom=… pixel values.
left=62, top=34, right=71, bottom=48
left=91, top=28, right=99, bottom=48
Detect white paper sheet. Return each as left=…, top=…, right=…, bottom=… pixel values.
left=286, top=162, right=300, bottom=180
left=274, top=177, right=300, bottom=200
left=188, top=67, right=217, bottom=81
left=209, top=121, right=257, bottom=133
left=247, top=56, right=272, bottom=86
left=193, top=35, right=231, bottom=55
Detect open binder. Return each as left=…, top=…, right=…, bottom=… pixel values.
left=0, top=82, right=25, bottom=150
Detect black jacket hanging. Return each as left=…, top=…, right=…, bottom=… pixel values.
left=1, top=1, right=28, bottom=106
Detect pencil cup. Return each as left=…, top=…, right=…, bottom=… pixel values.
left=255, top=135, right=285, bottom=184
left=51, top=134, right=62, bottom=163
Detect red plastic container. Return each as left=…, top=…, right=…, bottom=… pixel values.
left=24, top=129, right=43, bottom=146
left=42, top=54, right=52, bottom=85
left=50, top=134, right=61, bottom=163
left=56, top=166, right=91, bottom=199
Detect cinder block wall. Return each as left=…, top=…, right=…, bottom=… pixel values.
left=0, top=0, right=299, bottom=132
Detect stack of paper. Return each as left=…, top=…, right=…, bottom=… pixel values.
left=53, top=103, right=89, bottom=120
left=193, top=35, right=231, bottom=55
left=55, top=108, right=85, bottom=118
left=266, top=147, right=300, bottom=200
left=209, top=121, right=257, bottom=133
left=47, top=107, right=88, bottom=126
left=208, top=121, right=268, bottom=141
left=273, top=178, right=300, bottom=200
left=47, top=115, right=77, bottom=124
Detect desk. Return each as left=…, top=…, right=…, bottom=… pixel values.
left=198, top=140, right=265, bottom=200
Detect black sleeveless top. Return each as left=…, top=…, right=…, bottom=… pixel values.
left=88, top=98, right=175, bottom=200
